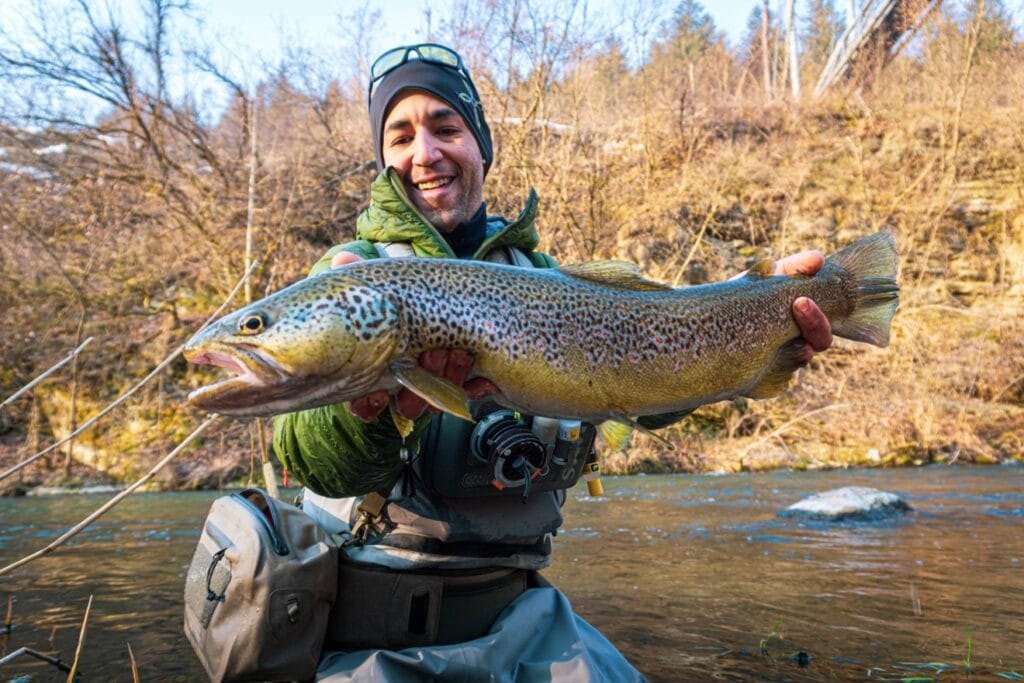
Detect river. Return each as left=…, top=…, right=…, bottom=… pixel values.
left=1, top=464, right=1022, bottom=682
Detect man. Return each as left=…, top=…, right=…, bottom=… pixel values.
left=273, top=43, right=832, bottom=681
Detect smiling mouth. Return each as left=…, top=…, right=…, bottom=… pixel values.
left=416, top=177, right=453, bottom=191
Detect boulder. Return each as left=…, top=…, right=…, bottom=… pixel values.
left=780, top=486, right=911, bottom=521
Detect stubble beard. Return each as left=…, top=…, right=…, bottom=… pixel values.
left=412, top=175, right=483, bottom=234
left=420, top=196, right=473, bottom=233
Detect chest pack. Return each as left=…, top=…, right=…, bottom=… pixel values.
left=183, top=488, right=337, bottom=682
left=375, top=242, right=596, bottom=500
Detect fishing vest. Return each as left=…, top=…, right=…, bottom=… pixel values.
left=300, top=241, right=595, bottom=571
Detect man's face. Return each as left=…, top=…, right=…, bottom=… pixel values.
left=381, top=91, right=485, bottom=234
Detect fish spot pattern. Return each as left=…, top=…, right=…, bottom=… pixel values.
left=335, top=258, right=801, bottom=376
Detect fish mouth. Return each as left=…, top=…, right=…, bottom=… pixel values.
left=184, top=343, right=296, bottom=413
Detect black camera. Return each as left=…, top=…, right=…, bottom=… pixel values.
left=417, top=402, right=595, bottom=500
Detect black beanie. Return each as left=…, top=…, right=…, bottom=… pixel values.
left=369, top=58, right=493, bottom=176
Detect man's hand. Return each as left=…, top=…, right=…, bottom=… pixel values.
left=772, top=250, right=833, bottom=365
left=330, top=251, right=499, bottom=422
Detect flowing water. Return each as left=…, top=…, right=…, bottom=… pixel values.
left=0, top=465, right=1021, bottom=682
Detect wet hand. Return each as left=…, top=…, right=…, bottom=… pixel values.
left=331, top=252, right=499, bottom=422
left=773, top=250, right=833, bottom=364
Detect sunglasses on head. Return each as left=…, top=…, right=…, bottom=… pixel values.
left=368, top=43, right=471, bottom=100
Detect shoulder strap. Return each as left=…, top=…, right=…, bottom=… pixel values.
left=507, top=246, right=535, bottom=268
left=374, top=242, right=417, bottom=259
left=483, top=246, right=535, bottom=268
left=377, top=241, right=535, bottom=268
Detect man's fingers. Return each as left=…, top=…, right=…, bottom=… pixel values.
left=445, top=349, right=474, bottom=386
left=418, top=349, right=474, bottom=386
left=349, top=390, right=389, bottom=422
left=395, top=389, right=429, bottom=420
left=331, top=251, right=363, bottom=268
left=773, top=250, right=824, bottom=277
left=793, top=297, right=833, bottom=353
left=465, top=377, right=499, bottom=400
left=419, top=349, right=448, bottom=376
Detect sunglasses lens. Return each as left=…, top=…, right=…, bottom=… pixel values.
left=370, top=48, right=407, bottom=81
left=417, top=45, right=460, bottom=68
left=369, top=44, right=467, bottom=101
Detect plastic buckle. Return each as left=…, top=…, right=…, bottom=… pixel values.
left=344, top=492, right=389, bottom=548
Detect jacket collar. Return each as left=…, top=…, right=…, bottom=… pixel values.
left=355, top=168, right=540, bottom=259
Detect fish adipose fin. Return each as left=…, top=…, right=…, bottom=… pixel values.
left=826, top=231, right=900, bottom=347
left=560, top=261, right=674, bottom=291
left=744, top=338, right=807, bottom=399
left=597, top=413, right=676, bottom=451
left=742, top=259, right=777, bottom=280
left=391, top=365, right=474, bottom=421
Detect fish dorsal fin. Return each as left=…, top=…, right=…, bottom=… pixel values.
left=559, top=261, right=673, bottom=291
left=742, top=259, right=776, bottom=280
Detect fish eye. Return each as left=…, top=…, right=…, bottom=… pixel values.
left=239, top=312, right=268, bottom=334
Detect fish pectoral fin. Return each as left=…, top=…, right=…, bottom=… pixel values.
left=388, top=401, right=416, bottom=439
left=392, top=365, right=474, bottom=421
left=601, top=413, right=676, bottom=451
left=743, top=339, right=805, bottom=399
left=559, top=261, right=673, bottom=291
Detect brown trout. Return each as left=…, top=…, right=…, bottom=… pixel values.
left=184, top=232, right=898, bottom=441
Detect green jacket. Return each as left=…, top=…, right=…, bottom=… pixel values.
left=272, top=169, right=556, bottom=498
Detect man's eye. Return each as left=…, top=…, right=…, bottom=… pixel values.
left=389, top=136, right=411, bottom=146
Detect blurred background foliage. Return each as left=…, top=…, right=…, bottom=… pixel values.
left=0, top=0, right=1021, bottom=491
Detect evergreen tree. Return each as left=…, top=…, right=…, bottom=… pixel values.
left=656, top=0, right=719, bottom=63
left=803, top=0, right=845, bottom=70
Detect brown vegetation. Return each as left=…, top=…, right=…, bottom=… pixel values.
left=0, top=0, right=1021, bottom=491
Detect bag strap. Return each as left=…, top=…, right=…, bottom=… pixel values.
left=482, top=246, right=533, bottom=267
left=374, top=242, right=416, bottom=259
left=375, top=241, right=535, bottom=267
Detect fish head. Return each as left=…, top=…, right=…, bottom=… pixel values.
left=184, top=272, right=401, bottom=416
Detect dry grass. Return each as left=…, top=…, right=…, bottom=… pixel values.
left=0, top=1, right=1021, bottom=486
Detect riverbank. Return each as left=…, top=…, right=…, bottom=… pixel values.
left=3, top=422, right=1021, bottom=497
left=4, top=87, right=1024, bottom=495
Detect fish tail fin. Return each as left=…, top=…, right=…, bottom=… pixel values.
left=825, top=231, right=900, bottom=347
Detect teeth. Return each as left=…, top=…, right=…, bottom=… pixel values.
left=417, top=177, right=452, bottom=190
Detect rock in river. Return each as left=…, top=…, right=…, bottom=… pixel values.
left=779, top=486, right=911, bottom=521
